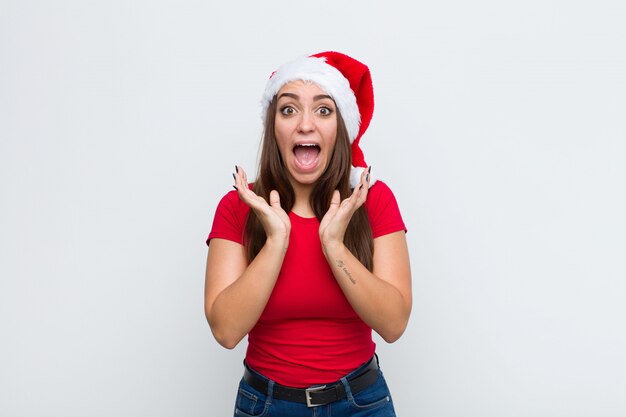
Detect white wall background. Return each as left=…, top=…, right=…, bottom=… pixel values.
left=1, top=1, right=625, bottom=416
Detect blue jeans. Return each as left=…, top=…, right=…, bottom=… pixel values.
left=233, top=357, right=397, bottom=417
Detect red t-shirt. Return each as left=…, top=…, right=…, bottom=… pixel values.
left=207, top=181, right=406, bottom=387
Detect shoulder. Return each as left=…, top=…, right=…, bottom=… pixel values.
left=364, top=180, right=406, bottom=238
left=218, top=188, right=244, bottom=207
left=215, top=184, right=253, bottom=214
left=365, top=180, right=399, bottom=212
left=367, top=180, right=395, bottom=199
left=206, top=186, right=252, bottom=246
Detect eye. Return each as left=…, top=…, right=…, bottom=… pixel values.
left=279, top=106, right=296, bottom=116
left=317, top=106, right=333, bottom=116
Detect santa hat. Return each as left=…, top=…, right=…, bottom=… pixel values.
left=261, top=51, right=375, bottom=187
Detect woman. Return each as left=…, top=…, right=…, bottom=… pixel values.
left=205, top=51, right=412, bottom=416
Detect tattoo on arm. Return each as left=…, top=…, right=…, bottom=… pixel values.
left=335, top=259, right=357, bottom=285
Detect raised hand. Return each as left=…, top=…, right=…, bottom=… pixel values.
left=319, top=167, right=371, bottom=253
left=233, top=166, right=291, bottom=248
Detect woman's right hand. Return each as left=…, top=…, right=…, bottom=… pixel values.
left=233, top=166, right=291, bottom=249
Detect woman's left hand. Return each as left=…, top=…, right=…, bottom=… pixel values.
left=319, top=167, right=371, bottom=253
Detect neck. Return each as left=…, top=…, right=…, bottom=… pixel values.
left=290, top=181, right=316, bottom=218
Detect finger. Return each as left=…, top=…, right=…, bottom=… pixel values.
left=342, top=176, right=367, bottom=213
left=242, top=167, right=249, bottom=187
left=236, top=167, right=254, bottom=198
left=352, top=166, right=371, bottom=206
left=233, top=165, right=242, bottom=186
left=359, top=166, right=372, bottom=199
left=336, top=188, right=358, bottom=217
left=233, top=167, right=260, bottom=207
left=346, top=179, right=362, bottom=204
left=269, top=190, right=281, bottom=208
left=233, top=166, right=243, bottom=193
left=330, top=190, right=341, bottom=207
left=356, top=184, right=369, bottom=207
left=359, top=166, right=368, bottom=189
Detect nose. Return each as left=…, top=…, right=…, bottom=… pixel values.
left=297, top=111, right=315, bottom=133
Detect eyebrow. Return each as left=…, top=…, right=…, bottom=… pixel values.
left=277, top=92, right=334, bottom=102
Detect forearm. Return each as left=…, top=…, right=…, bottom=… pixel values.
left=323, top=243, right=411, bottom=343
left=207, top=238, right=286, bottom=349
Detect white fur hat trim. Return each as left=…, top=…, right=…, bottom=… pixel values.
left=350, top=166, right=377, bottom=189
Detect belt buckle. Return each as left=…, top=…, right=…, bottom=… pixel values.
left=305, top=385, right=327, bottom=407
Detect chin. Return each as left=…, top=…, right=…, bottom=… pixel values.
left=292, top=174, right=320, bottom=186
left=288, top=168, right=324, bottom=187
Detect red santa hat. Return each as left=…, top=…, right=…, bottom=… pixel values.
left=261, top=51, right=375, bottom=187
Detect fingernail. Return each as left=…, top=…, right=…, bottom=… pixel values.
left=235, top=165, right=238, bottom=173
left=358, top=184, right=363, bottom=190
left=233, top=185, right=238, bottom=191
left=232, top=173, right=236, bottom=181
left=368, top=166, right=372, bottom=174
left=366, top=174, right=370, bottom=182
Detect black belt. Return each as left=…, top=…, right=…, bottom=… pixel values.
left=243, top=357, right=379, bottom=408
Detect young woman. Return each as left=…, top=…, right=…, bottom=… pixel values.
left=205, top=51, right=412, bottom=416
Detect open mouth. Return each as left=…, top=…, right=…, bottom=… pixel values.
left=293, top=144, right=320, bottom=169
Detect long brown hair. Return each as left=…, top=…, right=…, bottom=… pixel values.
left=244, top=96, right=374, bottom=270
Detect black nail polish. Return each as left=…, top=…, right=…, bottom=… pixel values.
left=366, top=174, right=370, bottom=182
left=233, top=185, right=238, bottom=191
left=368, top=166, right=372, bottom=174
left=235, top=165, right=238, bottom=173
left=232, top=173, right=236, bottom=181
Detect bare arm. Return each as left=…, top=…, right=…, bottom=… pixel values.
left=204, top=167, right=290, bottom=349
left=204, top=236, right=286, bottom=349
left=319, top=170, right=412, bottom=342
left=323, top=231, right=412, bottom=342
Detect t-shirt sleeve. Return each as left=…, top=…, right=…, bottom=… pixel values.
left=206, top=190, right=249, bottom=245
left=365, top=180, right=407, bottom=239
